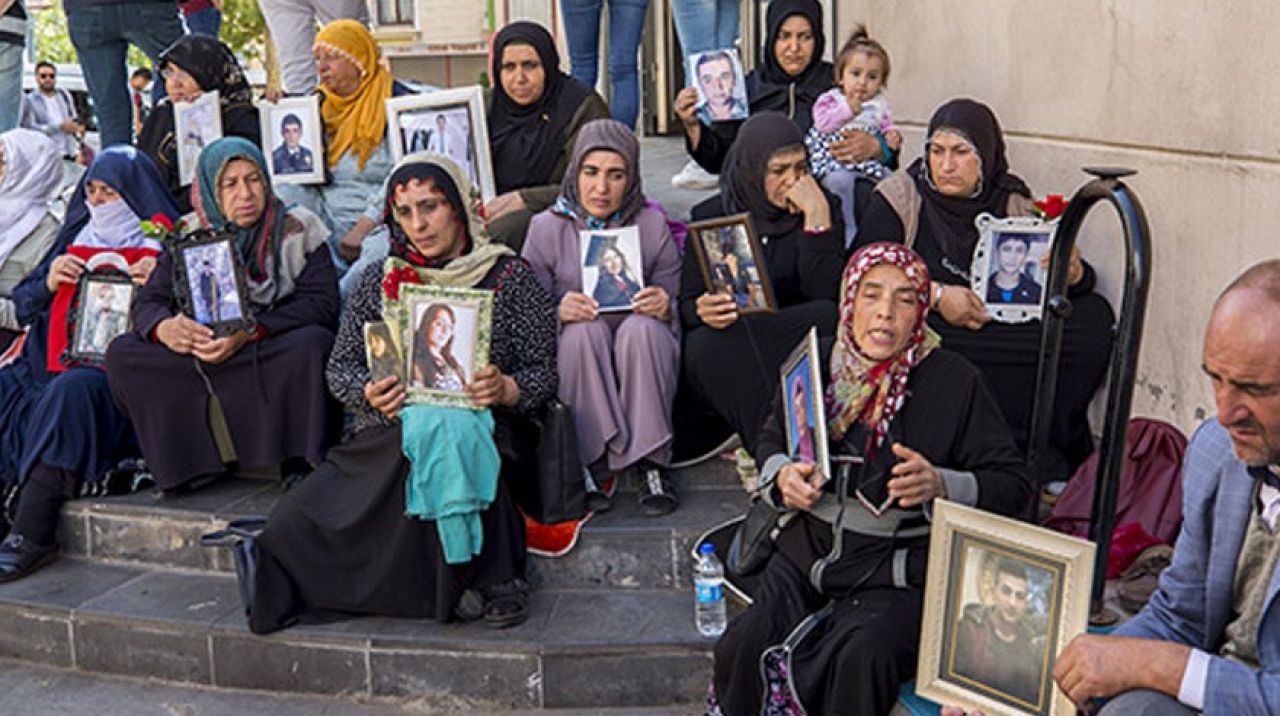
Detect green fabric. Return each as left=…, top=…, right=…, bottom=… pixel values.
left=400, top=404, right=499, bottom=564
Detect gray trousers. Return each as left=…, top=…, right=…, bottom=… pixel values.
left=1098, top=689, right=1199, bottom=715
left=258, top=0, right=369, bottom=95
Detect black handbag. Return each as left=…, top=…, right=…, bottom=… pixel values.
left=727, top=493, right=793, bottom=579
left=503, top=400, right=586, bottom=525
left=199, top=517, right=267, bottom=616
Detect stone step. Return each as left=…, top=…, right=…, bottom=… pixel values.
left=56, top=464, right=748, bottom=590
left=0, top=558, right=713, bottom=710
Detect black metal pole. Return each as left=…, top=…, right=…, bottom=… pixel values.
left=1026, top=167, right=1152, bottom=608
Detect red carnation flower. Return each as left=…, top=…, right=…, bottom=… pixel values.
left=381, top=266, right=424, bottom=301
left=1033, top=194, right=1068, bottom=220
left=150, top=213, right=175, bottom=231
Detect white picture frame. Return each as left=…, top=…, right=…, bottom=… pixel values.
left=385, top=87, right=495, bottom=201
left=257, top=95, right=324, bottom=185
left=970, top=213, right=1056, bottom=324
left=173, top=90, right=223, bottom=187
left=579, top=226, right=645, bottom=313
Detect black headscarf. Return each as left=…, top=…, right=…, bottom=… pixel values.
left=158, top=35, right=254, bottom=108
left=488, top=22, right=594, bottom=195
left=908, top=98, right=1032, bottom=267
left=743, top=0, right=832, bottom=127
left=720, top=112, right=807, bottom=237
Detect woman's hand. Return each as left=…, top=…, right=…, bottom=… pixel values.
left=783, top=175, right=833, bottom=231
left=632, top=286, right=670, bottom=322
left=884, top=129, right=903, bottom=152
left=828, top=130, right=881, bottom=165
left=940, top=708, right=985, bottom=716
left=46, top=254, right=86, bottom=292
left=1040, top=244, right=1085, bottom=286
left=156, top=315, right=215, bottom=355
left=485, top=191, right=527, bottom=223
left=192, top=330, right=251, bottom=365
left=674, top=87, right=702, bottom=146
left=936, top=285, right=991, bottom=331
left=466, top=364, right=518, bottom=408
left=559, top=291, right=598, bottom=324
left=338, top=216, right=375, bottom=264
left=887, top=443, right=946, bottom=508
left=129, top=256, right=157, bottom=286
left=777, top=462, right=824, bottom=511
left=364, top=374, right=405, bottom=420
left=695, top=292, right=739, bottom=329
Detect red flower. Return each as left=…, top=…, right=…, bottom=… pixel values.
left=150, top=213, right=175, bottom=231
left=1033, top=195, right=1068, bottom=220
left=381, top=266, right=424, bottom=301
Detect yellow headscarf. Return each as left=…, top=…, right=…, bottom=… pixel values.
left=315, top=20, right=393, bottom=170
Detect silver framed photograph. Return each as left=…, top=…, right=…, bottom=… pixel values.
left=916, top=500, right=1095, bottom=716
left=779, top=327, right=829, bottom=482
left=66, top=271, right=135, bottom=365
left=970, top=213, right=1055, bottom=324
left=385, top=87, right=495, bottom=201
left=173, top=90, right=223, bottom=187
left=688, top=48, right=749, bottom=123
left=579, top=226, right=645, bottom=313
left=259, top=95, right=323, bottom=185
left=401, top=283, right=494, bottom=408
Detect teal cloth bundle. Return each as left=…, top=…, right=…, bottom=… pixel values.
left=400, top=404, right=500, bottom=564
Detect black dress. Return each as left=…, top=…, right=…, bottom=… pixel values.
left=857, top=193, right=1114, bottom=480
left=248, top=256, right=557, bottom=634
left=712, top=348, right=1032, bottom=715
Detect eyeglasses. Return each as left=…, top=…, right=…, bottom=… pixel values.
left=37, top=73, right=55, bottom=79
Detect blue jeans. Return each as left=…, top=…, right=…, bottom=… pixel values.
left=671, top=0, right=739, bottom=75
left=183, top=7, right=222, bottom=37
left=559, top=0, right=651, bottom=129
left=66, top=3, right=185, bottom=147
left=0, top=43, right=22, bottom=132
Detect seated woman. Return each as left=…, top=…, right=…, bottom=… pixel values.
left=709, top=243, right=1032, bottom=715
left=857, top=98, right=1115, bottom=481
left=0, top=129, right=64, bottom=348
left=0, top=146, right=180, bottom=581
left=678, top=112, right=845, bottom=461
left=247, top=154, right=557, bottom=634
left=522, top=119, right=682, bottom=515
left=106, top=137, right=338, bottom=492
left=484, top=21, right=609, bottom=251
left=136, top=35, right=261, bottom=214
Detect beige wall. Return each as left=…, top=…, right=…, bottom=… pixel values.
left=838, top=0, right=1280, bottom=434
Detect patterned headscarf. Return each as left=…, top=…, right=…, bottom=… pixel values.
left=315, top=20, right=394, bottom=170
left=826, top=242, right=940, bottom=447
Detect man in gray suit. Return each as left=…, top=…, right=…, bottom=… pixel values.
left=1050, top=259, right=1280, bottom=715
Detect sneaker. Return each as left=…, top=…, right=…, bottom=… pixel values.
left=638, top=467, right=679, bottom=517
left=583, top=468, right=617, bottom=513
left=671, top=159, right=719, bottom=190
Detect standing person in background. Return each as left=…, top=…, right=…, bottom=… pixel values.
left=0, top=0, right=25, bottom=132
left=668, top=0, right=739, bottom=190
left=558, top=0, right=650, bottom=130
left=130, top=68, right=153, bottom=138
left=179, top=0, right=221, bottom=37
left=65, top=0, right=184, bottom=147
left=20, top=62, right=83, bottom=161
left=258, top=0, right=368, bottom=96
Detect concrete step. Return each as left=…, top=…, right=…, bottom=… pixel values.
left=56, top=463, right=748, bottom=590
left=0, top=558, right=715, bottom=710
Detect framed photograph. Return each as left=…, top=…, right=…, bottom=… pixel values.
left=258, top=95, right=323, bottom=185
left=688, top=48, right=749, bottom=123
left=780, top=327, right=829, bottom=482
left=364, top=320, right=402, bottom=383
left=579, top=226, right=644, bottom=313
left=174, top=90, right=224, bottom=187
left=400, top=283, right=494, bottom=408
left=916, top=500, right=1095, bottom=716
left=65, top=270, right=135, bottom=365
left=688, top=213, right=776, bottom=314
left=170, top=229, right=254, bottom=337
left=970, top=213, right=1055, bottom=324
left=385, top=87, right=495, bottom=201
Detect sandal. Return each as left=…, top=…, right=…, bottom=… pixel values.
left=583, top=468, right=617, bottom=513
left=638, top=467, right=678, bottom=517
left=481, top=579, right=529, bottom=629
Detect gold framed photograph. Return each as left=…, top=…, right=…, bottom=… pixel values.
left=687, top=213, right=776, bottom=314
left=916, top=500, right=1095, bottom=716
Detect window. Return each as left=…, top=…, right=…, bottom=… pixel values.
left=377, top=0, right=414, bottom=26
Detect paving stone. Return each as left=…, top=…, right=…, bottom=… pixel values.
left=74, top=617, right=211, bottom=683
left=86, top=512, right=221, bottom=570
left=0, top=606, right=72, bottom=667
left=0, top=559, right=143, bottom=610
left=76, top=569, right=241, bottom=627
left=370, top=649, right=541, bottom=708
left=56, top=509, right=91, bottom=557
left=530, top=531, right=675, bottom=590
left=360, top=590, right=555, bottom=651
left=211, top=634, right=369, bottom=695
left=541, top=590, right=704, bottom=649
left=74, top=476, right=273, bottom=516
left=541, top=650, right=712, bottom=709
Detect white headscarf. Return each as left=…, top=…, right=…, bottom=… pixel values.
left=0, top=129, right=63, bottom=265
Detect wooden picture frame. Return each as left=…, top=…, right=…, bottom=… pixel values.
left=385, top=87, right=495, bottom=201
left=400, top=283, right=494, bottom=409
left=916, top=500, right=1095, bottom=716
left=688, top=213, right=776, bottom=315
left=173, top=90, right=223, bottom=187
left=970, top=213, right=1055, bottom=324
left=779, top=327, right=829, bottom=483
left=170, top=229, right=255, bottom=338
left=64, top=269, right=135, bottom=366
left=258, top=95, right=324, bottom=185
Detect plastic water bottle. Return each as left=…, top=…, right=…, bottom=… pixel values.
left=694, top=542, right=727, bottom=637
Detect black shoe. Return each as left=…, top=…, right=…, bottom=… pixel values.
left=0, top=533, right=58, bottom=583
left=481, top=578, right=529, bottom=629
left=583, top=468, right=617, bottom=513
left=638, top=467, right=678, bottom=517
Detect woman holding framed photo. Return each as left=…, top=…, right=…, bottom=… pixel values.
left=522, top=119, right=682, bottom=515
left=106, top=137, right=338, bottom=494
left=0, top=146, right=180, bottom=582
left=708, top=242, right=1032, bottom=715
left=136, top=35, right=261, bottom=214
left=247, top=153, right=557, bottom=634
